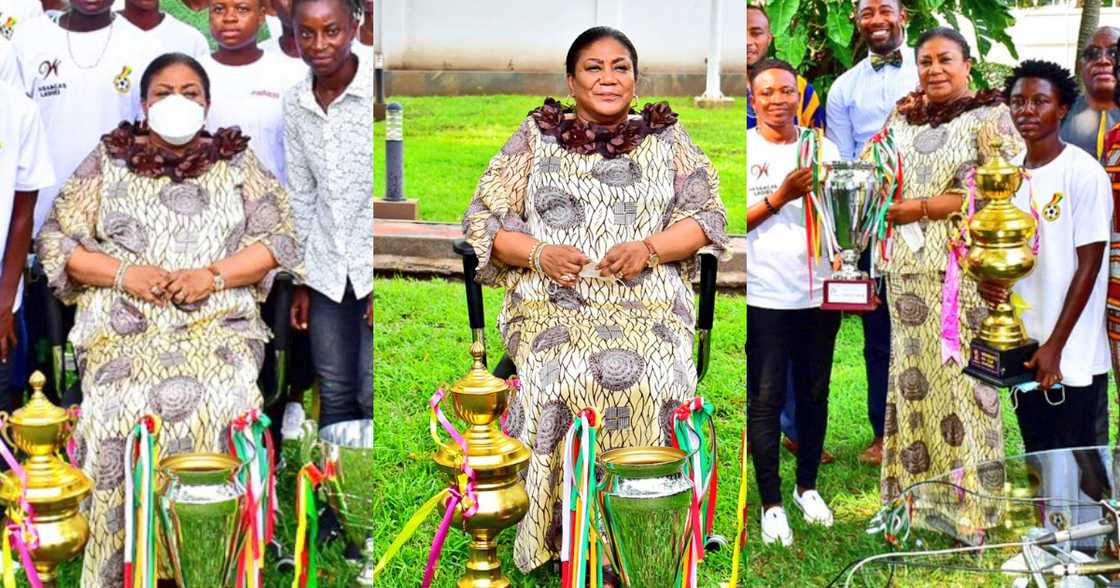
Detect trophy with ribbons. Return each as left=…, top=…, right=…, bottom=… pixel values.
left=818, top=161, right=882, bottom=311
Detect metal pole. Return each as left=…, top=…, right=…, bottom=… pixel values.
left=699, top=0, right=727, bottom=102
left=385, top=103, right=404, bottom=202
left=373, top=0, right=384, bottom=105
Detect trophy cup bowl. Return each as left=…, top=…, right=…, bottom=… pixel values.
left=432, top=341, right=530, bottom=588
left=0, top=372, right=91, bottom=588
left=962, top=139, right=1039, bottom=387
left=820, top=161, right=880, bottom=311
left=157, top=452, right=247, bottom=588
left=597, top=446, right=693, bottom=588
left=301, top=418, right=374, bottom=586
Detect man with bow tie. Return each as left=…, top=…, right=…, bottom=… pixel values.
left=822, top=0, right=918, bottom=467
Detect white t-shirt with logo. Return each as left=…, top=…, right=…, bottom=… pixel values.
left=0, top=35, right=12, bottom=84
left=747, top=127, right=840, bottom=309
left=3, top=14, right=162, bottom=231
left=0, top=83, right=55, bottom=310
left=1011, top=144, right=1112, bottom=387
left=0, top=0, right=43, bottom=40
left=199, top=51, right=305, bottom=186
left=141, top=12, right=209, bottom=58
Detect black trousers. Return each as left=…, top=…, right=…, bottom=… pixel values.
left=1014, top=373, right=1108, bottom=454
left=747, top=305, right=841, bottom=505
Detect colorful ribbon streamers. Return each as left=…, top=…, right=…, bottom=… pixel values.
left=797, top=128, right=826, bottom=291
left=0, top=415, right=40, bottom=588
left=292, top=464, right=324, bottom=588
left=671, top=398, right=718, bottom=588
left=868, top=128, right=905, bottom=264
left=725, top=430, right=749, bottom=588
left=229, top=410, right=277, bottom=588
left=124, top=415, right=160, bottom=588
left=561, top=408, right=601, bottom=588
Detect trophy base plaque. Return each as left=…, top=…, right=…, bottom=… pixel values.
left=821, top=278, right=876, bottom=312
left=963, top=338, right=1039, bottom=388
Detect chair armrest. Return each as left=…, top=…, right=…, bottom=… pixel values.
left=694, top=250, right=719, bottom=383
left=453, top=239, right=486, bottom=331
left=268, top=272, right=294, bottom=352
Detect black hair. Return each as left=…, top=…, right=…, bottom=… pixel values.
left=855, top=0, right=901, bottom=11
left=915, top=27, right=972, bottom=62
left=291, top=0, right=362, bottom=22
left=565, top=26, right=639, bottom=79
left=1003, top=59, right=1079, bottom=108
left=749, top=58, right=797, bottom=85
left=747, top=4, right=769, bottom=25
left=140, top=52, right=211, bottom=103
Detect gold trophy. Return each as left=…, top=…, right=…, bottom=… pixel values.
left=432, top=341, right=530, bottom=588
left=962, top=138, right=1039, bottom=387
left=0, top=371, right=92, bottom=587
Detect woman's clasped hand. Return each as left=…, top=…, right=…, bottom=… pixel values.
left=121, top=264, right=217, bottom=305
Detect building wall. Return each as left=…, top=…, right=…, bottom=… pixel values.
left=378, top=0, right=745, bottom=75
left=949, top=5, right=1120, bottom=71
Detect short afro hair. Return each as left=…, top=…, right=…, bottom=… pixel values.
left=1003, top=59, right=1079, bottom=109
left=749, top=58, right=797, bottom=86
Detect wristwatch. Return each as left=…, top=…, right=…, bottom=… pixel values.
left=642, top=238, right=660, bottom=269
left=207, top=266, right=225, bottom=292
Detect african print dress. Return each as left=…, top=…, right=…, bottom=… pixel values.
left=867, top=91, right=1024, bottom=541
left=462, top=100, right=730, bottom=572
left=36, top=123, right=303, bottom=587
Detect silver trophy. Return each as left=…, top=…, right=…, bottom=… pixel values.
left=597, top=446, right=694, bottom=588
left=819, top=161, right=880, bottom=311
left=301, top=419, right=374, bottom=586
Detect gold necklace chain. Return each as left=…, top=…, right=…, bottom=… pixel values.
left=64, top=14, right=115, bottom=70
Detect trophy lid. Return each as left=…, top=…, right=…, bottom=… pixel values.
left=8, top=372, right=71, bottom=429
left=448, top=340, right=510, bottom=398
left=976, top=137, right=1019, bottom=179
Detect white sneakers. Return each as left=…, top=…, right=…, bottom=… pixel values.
left=792, top=488, right=834, bottom=527
left=760, top=490, right=834, bottom=547
left=760, top=506, right=793, bottom=546
left=280, top=402, right=307, bottom=441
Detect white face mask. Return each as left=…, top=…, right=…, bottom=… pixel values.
left=146, top=94, right=205, bottom=146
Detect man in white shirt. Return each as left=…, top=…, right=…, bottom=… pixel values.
left=118, top=0, right=209, bottom=57
left=747, top=58, right=842, bottom=548
left=4, top=1, right=160, bottom=398
left=820, top=0, right=918, bottom=467
left=981, top=60, right=1111, bottom=453
left=0, top=84, right=54, bottom=407
left=3, top=6, right=160, bottom=231
left=260, top=0, right=303, bottom=66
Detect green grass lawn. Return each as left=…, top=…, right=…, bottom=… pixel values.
left=373, top=96, right=747, bottom=234
left=372, top=276, right=746, bottom=587
left=375, top=284, right=1120, bottom=587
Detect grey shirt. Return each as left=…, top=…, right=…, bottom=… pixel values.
left=1060, top=95, right=1120, bottom=160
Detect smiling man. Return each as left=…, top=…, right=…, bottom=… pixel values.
left=1061, top=26, right=1120, bottom=160
left=820, top=0, right=917, bottom=467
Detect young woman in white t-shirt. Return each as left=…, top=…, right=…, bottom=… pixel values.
left=117, top=0, right=209, bottom=57
left=746, top=59, right=842, bottom=548
left=199, top=0, right=304, bottom=184
left=979, top=61, right=1112, bottom=452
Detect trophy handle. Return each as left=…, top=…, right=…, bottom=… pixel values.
left=299, top=419, right=320, bottom=466
left=0, top=412, right=13, bottom=453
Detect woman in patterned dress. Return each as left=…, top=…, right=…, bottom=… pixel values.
left=462, top=27, right=730, bottom=577
left=35, top=53, right=302, bottom=586
left=866, top=28, right=1024, bottom=539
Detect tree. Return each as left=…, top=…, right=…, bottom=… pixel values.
left=764, top=0, right=1019, bottom=97
left=1074, top=0, right=1101, bottom=80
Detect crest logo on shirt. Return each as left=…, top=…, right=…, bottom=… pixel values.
left=750, top=161, right=770, bottom=181
left=0, top=17, right=16, bottom=40
left=1042, top=192, right=1064, bottom=222
left=39, top=59, right=60, bottom=79
left=113, top=66, right=133, bottom=95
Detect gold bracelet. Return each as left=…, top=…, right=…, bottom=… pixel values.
left=529, top=241, right=547, bottom=273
